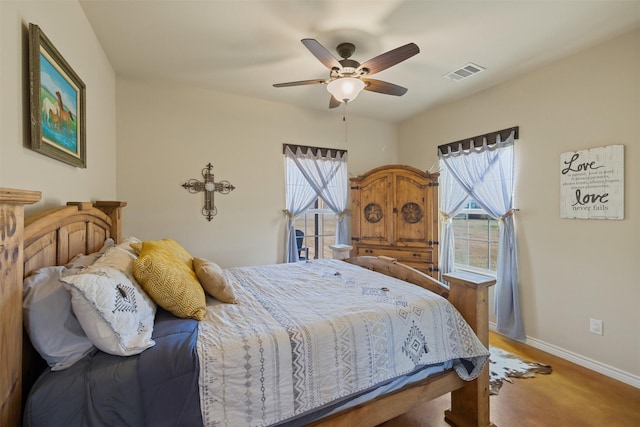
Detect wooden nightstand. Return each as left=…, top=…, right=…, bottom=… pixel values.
left=329, top=244, right=352, bottom=260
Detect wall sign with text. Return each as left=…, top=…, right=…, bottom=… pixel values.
left=560, top=145, right=624, bottom=220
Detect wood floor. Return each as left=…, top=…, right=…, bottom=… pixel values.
left=379, top=331, right=640, bottom=427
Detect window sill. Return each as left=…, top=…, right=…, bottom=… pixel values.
left=454, top=265, right=496, bottom=279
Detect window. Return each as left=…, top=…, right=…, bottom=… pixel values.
left=283, top=143, right=348, bottom=263
left=294, top=198, right=336, bottom=259
left=452, top=200, right=499, bottom=275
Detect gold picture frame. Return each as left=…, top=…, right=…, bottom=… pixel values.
left=28, top=23, right=86, bottom=168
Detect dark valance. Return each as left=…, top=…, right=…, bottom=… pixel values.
left=437, top=126, right=519, bottom=155
left=283, top=143, right=347, bottom=159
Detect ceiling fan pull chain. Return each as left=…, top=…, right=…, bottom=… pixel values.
left=343, top=102, right=348, bottom=145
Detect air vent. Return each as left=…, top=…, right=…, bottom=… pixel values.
left=444, top=63, right=485, bottom=81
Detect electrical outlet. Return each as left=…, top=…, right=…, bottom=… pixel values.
left=590, top=318, right=603, bottom=335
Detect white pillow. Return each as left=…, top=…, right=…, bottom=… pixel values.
left=62, top=266, right=156, bottom=356
left=64, top=238, right=115, bottom=274
left=92, top=238, right=139, bottom=276
left=118, top=236, right=141, bottom=256
left=23, top=266, right=95, bottom=370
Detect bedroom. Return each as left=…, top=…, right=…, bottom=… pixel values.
left=0, top=0, right=638, bottom=425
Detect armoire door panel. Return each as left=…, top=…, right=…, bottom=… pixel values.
left=394, top=174, right=432, bottom=247
left=354, top=174, right=392, bottom=246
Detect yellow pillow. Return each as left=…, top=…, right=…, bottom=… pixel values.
left=130, top=238, right=193, bottom=269
left=133, top=244, right=205, bottom=320
left=193, top=258, right=237, bottom=304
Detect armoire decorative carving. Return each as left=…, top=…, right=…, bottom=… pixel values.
left=350, top=165, right=439, bottom=278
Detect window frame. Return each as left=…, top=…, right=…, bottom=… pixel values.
left=452, top=202, right=499, bottom=277
left=294, top=198, right=336, bottom=260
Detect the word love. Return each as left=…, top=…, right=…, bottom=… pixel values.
left=571, top=189, right=609, bottom=206
left=562, top=153, right=604, bottom=175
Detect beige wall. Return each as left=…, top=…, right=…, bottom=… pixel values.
left=398, top=30, right=640, bottom=383
left=2, top=0, right=637, bottom=387
left=116, top=77, right=397, bottom=268
left=0, top=0, right=117, bottom=211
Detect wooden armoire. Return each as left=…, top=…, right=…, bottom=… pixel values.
left=350, top=165, right=439, bottom=278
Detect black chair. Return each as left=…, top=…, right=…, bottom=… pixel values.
left=295, top=229, right=309, bottom=261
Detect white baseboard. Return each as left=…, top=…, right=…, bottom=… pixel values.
left=488, top=322, right=640, bottom=389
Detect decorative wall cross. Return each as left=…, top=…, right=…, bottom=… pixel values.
left=182, top=163, right=235, bottom=221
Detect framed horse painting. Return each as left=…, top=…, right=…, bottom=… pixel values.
left=28, top=23, right=86, bottom=168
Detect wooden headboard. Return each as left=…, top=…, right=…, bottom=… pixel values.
left=0, top=189, right=126, bottom=427
left=22, top=201, right=126, bottom=276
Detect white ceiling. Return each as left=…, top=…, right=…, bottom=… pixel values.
left=79, top=0, right=640, bottom=123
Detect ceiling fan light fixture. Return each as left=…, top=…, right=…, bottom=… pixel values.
left=274, top=39, right=419, bottom=108
left=327, top=77, right=365, bottom=103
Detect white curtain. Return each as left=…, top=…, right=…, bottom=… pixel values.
left=284, top=151, right=318, bottom=263
left=284, top=146, right=349, bottom=263
left=438, top=166, right=471, bottom=280
left=438, top=132, right=525, bottom=341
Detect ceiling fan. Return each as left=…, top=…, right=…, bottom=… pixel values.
left=273, top=39, right=420, bottom=108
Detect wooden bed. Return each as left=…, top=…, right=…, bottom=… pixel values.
left=0, top=188, right=495, bottom=427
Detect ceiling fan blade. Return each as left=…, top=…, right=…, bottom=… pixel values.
left=362, top=78, right=408, bottom=96
left=329, top=95, right=342, bottom=109
left=358, top=43, right=419, bottom=75
left=273, top=79, right=326, bottom=88
left=302, top=38, right=341, bottom=70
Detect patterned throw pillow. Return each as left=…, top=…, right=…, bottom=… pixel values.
left=61, top=266, right=156, bottom=356
left=130, top=238, right=193, bottom=269
left=193, top=257, right=237, bottom=304
left=133, top=243, right=206, bottom=320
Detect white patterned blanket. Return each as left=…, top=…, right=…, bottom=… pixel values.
left=197, top=260, right=489, bottom=427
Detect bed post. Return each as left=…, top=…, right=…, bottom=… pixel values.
left=443, top=271, right=496, bottom=427
left=0, top=188, right=41, bottom=427
left=92, top=201, right=127, bottom=243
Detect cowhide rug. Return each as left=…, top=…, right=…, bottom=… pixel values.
left=489, top=346, right=553, bottom=395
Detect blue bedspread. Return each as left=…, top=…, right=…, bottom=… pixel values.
left=23, top=309, right=202, bottom=427
left=138, top=310, right=201, bottom=426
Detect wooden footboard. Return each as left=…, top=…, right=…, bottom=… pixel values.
left=340, top=256, right=496, bottom=427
